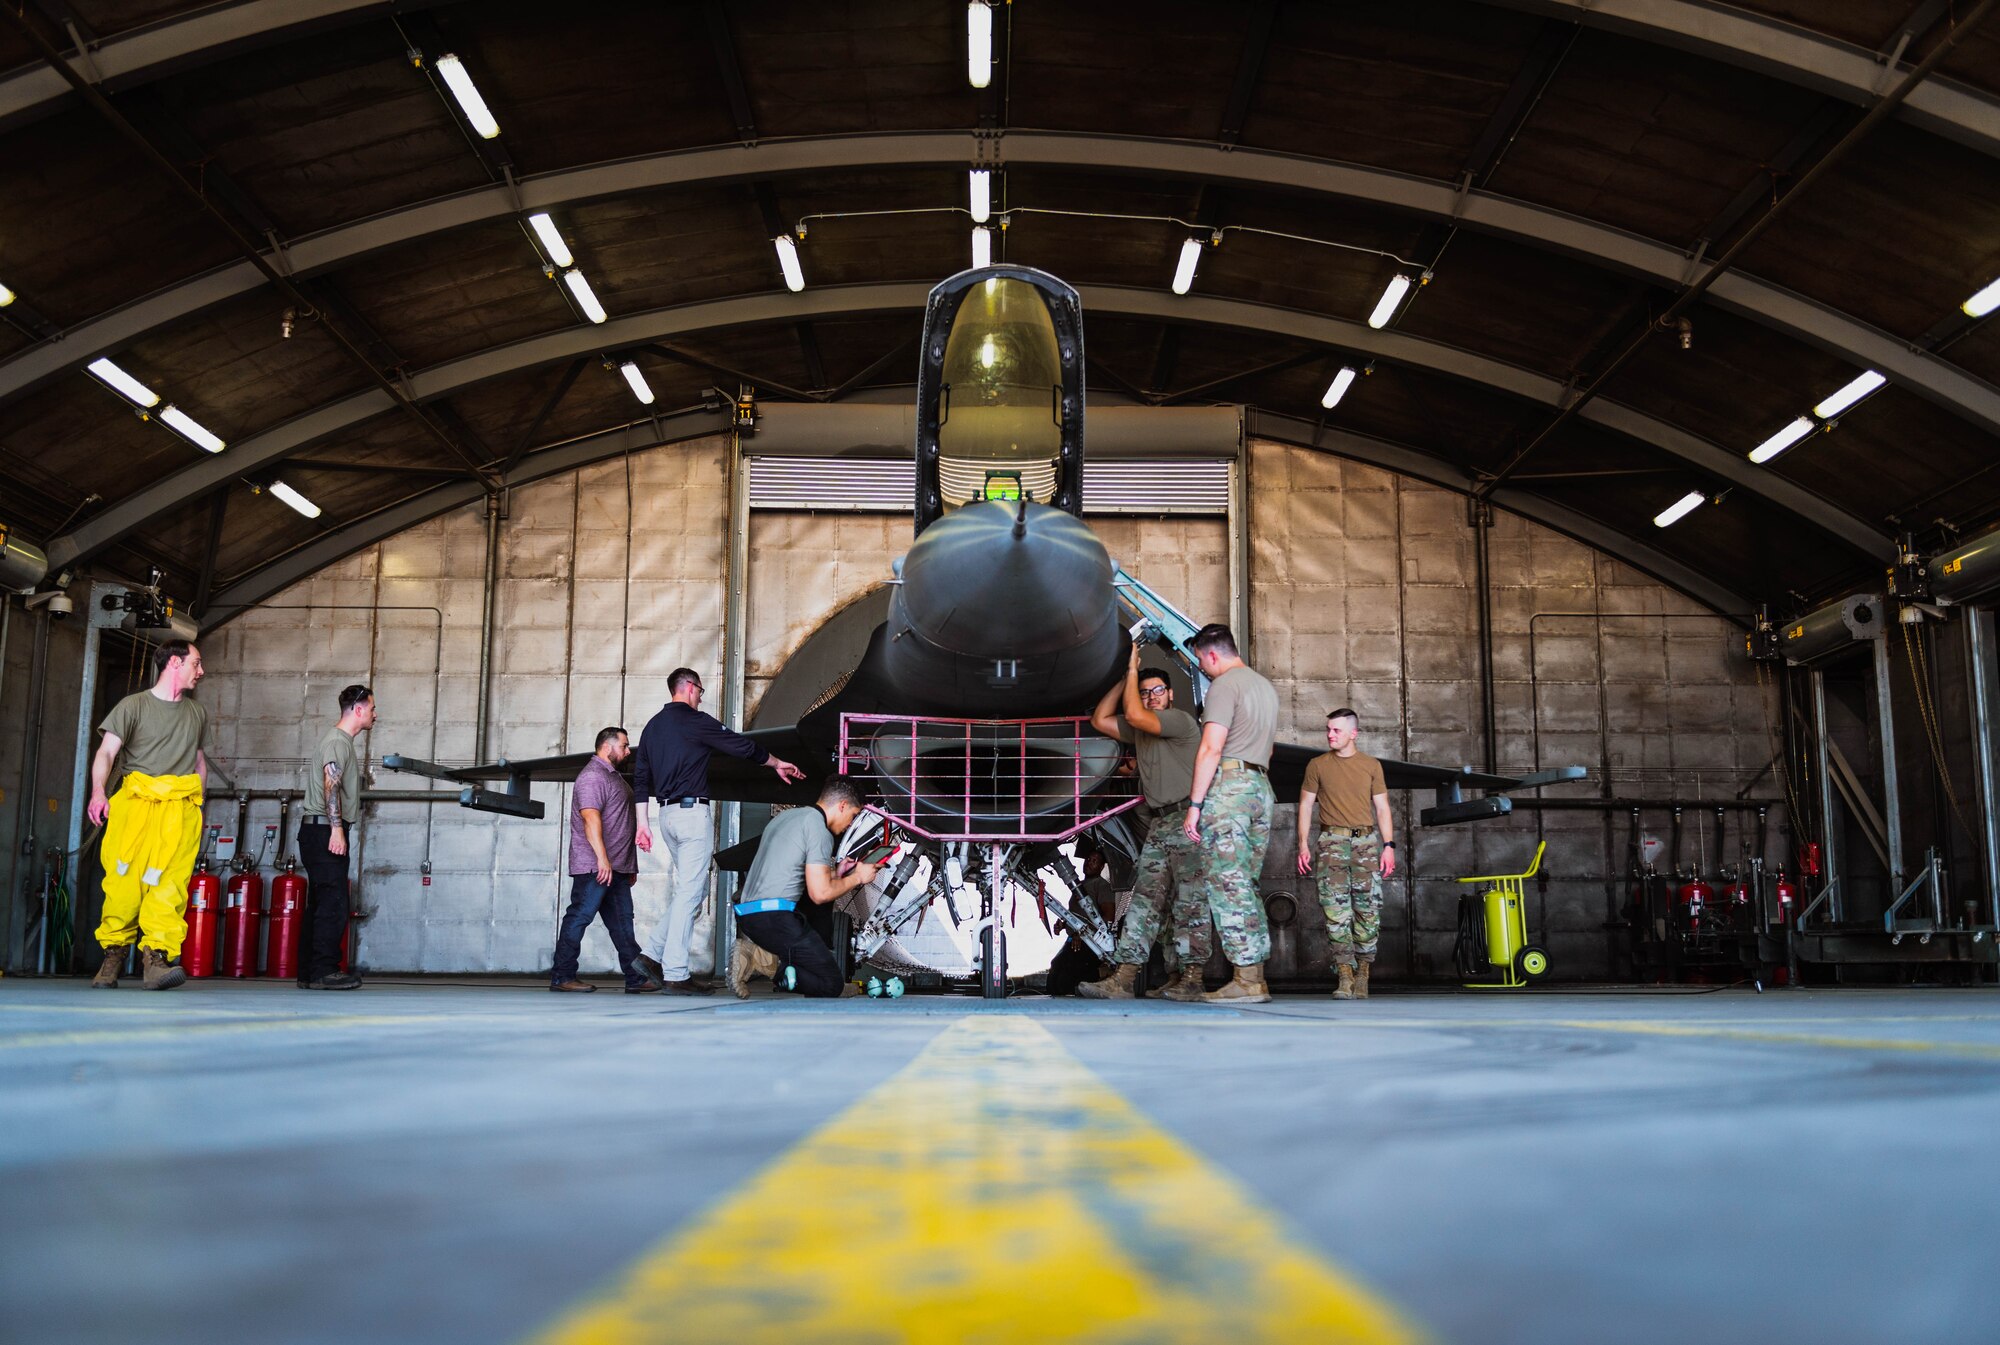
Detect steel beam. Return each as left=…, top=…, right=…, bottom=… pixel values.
left=8, top=131, right=1998, bottom=448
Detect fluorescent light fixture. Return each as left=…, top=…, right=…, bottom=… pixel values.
left=1368, top=273, right=1412, bottom=329
left=1748, top=416, right=1815, bottom=464
left=0, top=281, right=13, bottom=307
left=1653, top=491, right=1706, bottom=528
left=1321, top=366, right=1358, bottom=409
left=619, top=360, right=655, bottom=405
left=1964, top=277, right=2000, bottom=319
left=435, top=54, right=500, bottom=139
left=1171, top=237, right=1202, bottom=295
left=268, top=481, right=321, bottom=519
left=774, top=234, right=805, bottom=293
left=967, top=2, right=993, bottom=88
left=159, top=405, right=225, bottom=453
left=1812, top=369, right=1885, bottom=420
left=969, top=169, right=991, bottom=223
left=979, top=337, right=998, bottom=370
left=971, top=225, right=992, bottom=269
left=87, top=357, right=161, bottom=408
left=526, top=213, right=571, bottom=268
left=562, top=268, right=607, bottom=324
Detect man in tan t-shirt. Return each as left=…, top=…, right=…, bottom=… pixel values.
left=1298, top=707, right=1397, bottom=1000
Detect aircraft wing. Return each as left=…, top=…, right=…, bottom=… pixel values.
left=1268, top=741, right=1587, bottom=826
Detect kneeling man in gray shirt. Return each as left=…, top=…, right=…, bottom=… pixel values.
left=732, top=775, right=880, bottom=997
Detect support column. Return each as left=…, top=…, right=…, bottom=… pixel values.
left=473, top=493, right=504, bottom=762
left=1812, top=669, right=1841, bottom=921
left=715, top=433, right=751, bottom=976
left=1872, top=633, right=1904, bottom=889
left=1471, top=498, right=1497, bottom=775
left=59, top=584, right=129, bottom=971
left=1227, top=449, right=1251, bottom=658
left=1966, top=610, right=2000, bottom=930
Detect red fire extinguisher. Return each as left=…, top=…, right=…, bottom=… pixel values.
left=1774, top=870, right=1797, bottom=925
left=222, top=868, right=264, bottom=978
left=1678, top=876, right=1712, bottom=932
left=266, top=861, right=307, bottom=981
left=183, top=868, right=222, bottom=977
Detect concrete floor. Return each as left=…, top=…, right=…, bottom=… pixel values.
left=2, top=978, right=1997, bottom=1343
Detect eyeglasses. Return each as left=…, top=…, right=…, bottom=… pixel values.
left=1139, top=685, right=1170, bottom=699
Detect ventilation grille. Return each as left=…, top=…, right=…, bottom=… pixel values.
left=748, top=458, right=1229, bottom=514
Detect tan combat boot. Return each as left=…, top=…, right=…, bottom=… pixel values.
left=1158, top=965, right=1206, bottom=1002
left=1201, top=962, right=1271, bottom=1004
left=1333, top=964, right=1357, bottom=1000
left=1076, top=963, right=1140, bottom=999
left=728, top=936, right=754, bottom=1000
left=140, top=948, right=187, bottom=991
left=91, top=945, right=127, bottom=988
left=1353, top=961, right=1372, bottom=1000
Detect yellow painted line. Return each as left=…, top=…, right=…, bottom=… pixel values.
left=531, top=1016, right=1424, bottom=1345
left=0, top=1014, right=428, bottom=1051
left=1550, top=1019, right=2000, bottom=1061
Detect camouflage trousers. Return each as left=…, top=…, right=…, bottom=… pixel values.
left=1113, top=813, right=1210, bottom=967
left=1315, top=828, right=1383, bottom=966
left=1195, top=768, right=1274, bottom=966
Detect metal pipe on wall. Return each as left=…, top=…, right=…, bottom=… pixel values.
left=1472, top=501, right=1496, bottom=775
left=1227, top=452, right=1251, bottom=659
left=475, top=492, right=503, bottom=762
left=1812, top=669, right=1842, bottom=920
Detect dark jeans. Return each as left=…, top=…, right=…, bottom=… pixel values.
left=1045, top=940, right=1101, bottom=996
left=736, top=907, right=843, bottom=997
left=552, top=873, right=646, bottom=987
left=296, top=823, right=353, bottom=984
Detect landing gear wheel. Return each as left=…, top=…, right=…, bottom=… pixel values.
left=1515, top=946, right=1550, bottom=981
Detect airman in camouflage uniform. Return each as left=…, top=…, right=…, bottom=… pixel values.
left=1298, top=707, right=1396, bottom=1000
left=1182, top=623, right=1280, bottom=1003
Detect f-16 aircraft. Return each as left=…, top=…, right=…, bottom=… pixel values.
left=391, top=265, right=1583, bottom=994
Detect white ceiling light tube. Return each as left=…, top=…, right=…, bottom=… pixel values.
left=774, top=234, right=805, bottom=292
left=526, top=213, right=572, bottom=268
left=1812, top=369, right=1886, bottom=420
left=1748, top=416, right=1816, bottom=464
left=562, top=268, right=607, bottom=324
left=1368, top=273, right=1412, bottom=329
left=1964, top=277, right=2000, bottom=319
left=971, top=225, right=993, bottom=269
left=0, top=281, right=14, bottom=307
left=1321, top=366, right=1358, bottom=409
left=1171, top=238, right=1203, bottom=295
left=968, top=169, right=991, bottom=223
left=1653, top=491, right=1706, bottom=528
left=967, top=2, right=993, bottom=88
left=619, top=360, right=656, bottom=405
left=435, top=54, right=501, bottom=139
left=268, top=480, right=322, bottom=519
left=159, top=405, right=225, bottom=453
left=87, top=357, right=161, bottom=408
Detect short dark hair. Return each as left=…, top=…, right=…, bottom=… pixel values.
left=338, top=684, right=374, bottom=715
left=151, top=640, right=195, bottom=680
left=1327, top=707, right=1359, bottom=726
left=819, top=774, right=868, bottom=811
left=594, top=726, right=628, bottom=751
left=1137, top=666, right=1172, bottom=689
left=668, top=667, right=703, bottom=695
left=1186, top=623, right=1237, bottom=657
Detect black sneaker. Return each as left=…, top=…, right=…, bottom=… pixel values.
left=307, top=973, right=363, bottom=991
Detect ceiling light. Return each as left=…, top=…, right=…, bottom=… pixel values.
left=1964, top=277, right=2000, bottom=319
left=1171, top=238, right=1203, bottom=295
left=526, top=213, right=572, bottom=268
left=1368, top=274, right=1412, bottom=329
left=1748, top=416, right=1815, bottom=464
left=1320, top=366, right=1357, bottom=409
left=619, top=361, right=655, bottom=405
left=159, top=405, right=225, bottom=453
left=969, top=169, right=991, bottom=223
left=1812, top=369, right=1885, bottom=420
left=0, top=281, right=14, bottom=307
left=562, top=268, right=607, bottom=324
left=967, top=2, right=993, bottom=88
left=1653, top=491, right=1706, bottom=528
left=268, top=481, right=321, bottom=519
left=435, top=54, right=500, bottom=139
left=774, top=234, right=805, bottom=293
left=87, top=357, right=161, bottom=408
left=971, top=225, right=992, bottom=269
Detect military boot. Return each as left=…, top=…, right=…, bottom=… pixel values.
left=1352, top=961, right=1372, bottom=1000
left=1333, top=964, right=1357, bottom=1000
left=1158, top=965, right=1207, bottom=1002
left=140, top=948, right=187, bottom=991
left=1076, top=963, right=1139, bottom=999
left=1201, top=962, right=1271, bottom=1004
left=728, top=936, right=754, bottom=1000
left=91, top=945, right=127, bottom=989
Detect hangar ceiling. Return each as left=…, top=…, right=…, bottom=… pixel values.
left=1, top=0, right=1997, bottom=622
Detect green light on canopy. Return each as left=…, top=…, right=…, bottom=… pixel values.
left=982, top=471, right=1023, bottom=501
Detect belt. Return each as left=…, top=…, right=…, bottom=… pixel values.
left=1144, top=797, right=1192, bottom=819
left=664, top=796, right=710, bottom=808
left=1323, top=825, right=1378, bottom=838
left=299, top=814, right=344, bottom=826
left=1219, top=758, right=1267, bottom=774
left=733, top=898, right=797, bottom=916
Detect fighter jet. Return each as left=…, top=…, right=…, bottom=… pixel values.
left=391, top=265, right=1582, bottom=994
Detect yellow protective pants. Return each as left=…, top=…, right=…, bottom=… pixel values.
left=95, top=772, right=204, bottom=958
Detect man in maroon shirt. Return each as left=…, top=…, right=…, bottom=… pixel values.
left=550, top=727, right=660, bottom=993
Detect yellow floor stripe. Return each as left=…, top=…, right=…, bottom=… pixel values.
left=0, top=1014, right=427, bottom=1050
left=531, top=1016, right=1424, bottom=1345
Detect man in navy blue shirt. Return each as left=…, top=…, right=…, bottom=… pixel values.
left=632, top=667, right=803, bottom=993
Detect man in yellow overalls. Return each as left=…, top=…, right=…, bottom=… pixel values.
left=88, top=640, right=209, bottom=990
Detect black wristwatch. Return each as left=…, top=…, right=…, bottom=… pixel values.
left=1382, top=841, right=1395, bottom=849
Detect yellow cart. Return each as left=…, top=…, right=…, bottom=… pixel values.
left=1454, top=841, right=1551, bottom=988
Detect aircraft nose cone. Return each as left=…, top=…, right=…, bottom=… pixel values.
left=898, top=501, right=1113, bottom=658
